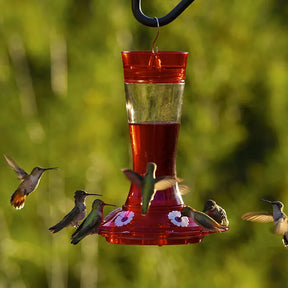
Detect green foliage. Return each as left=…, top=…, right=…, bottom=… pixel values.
left=1, top=0, right=288, bottom=287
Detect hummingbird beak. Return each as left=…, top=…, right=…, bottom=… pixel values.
left=103, top=202, right=116, bottom=207
left=43, top=167, right=58, bottom=171
left=261, top=199, right=273, bottom=204
left=85, top=193, right=102, bottom=197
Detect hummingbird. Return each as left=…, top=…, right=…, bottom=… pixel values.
left=242, top=199, right=288, bottom=247
left=202, top=199, right=229, bottom=226
left=71, top=199, right=115, bottom=245
left=4, top=155, right=57, bottom=209
left=181, top=205, right=225, bottom=232
left=49, top=190, right=102, bottom=233
left=121, top=162, right=181, bottom=215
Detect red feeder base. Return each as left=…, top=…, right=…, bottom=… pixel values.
left=98, top=186, right=228, bottom=246
left=98, top=208, right=228, bottom=246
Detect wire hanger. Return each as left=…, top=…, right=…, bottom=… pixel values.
left=152, top=17, right=160, bottom=53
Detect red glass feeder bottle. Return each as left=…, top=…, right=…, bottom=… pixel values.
left=98, top=51, right=228, bottom=245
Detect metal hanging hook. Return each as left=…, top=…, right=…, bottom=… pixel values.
left=132, top=0, right=195, bottom=27
left=152, top=17, right=160, bottom=53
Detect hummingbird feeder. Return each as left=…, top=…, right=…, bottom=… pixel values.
left=97, top=1, right=228, bottom=246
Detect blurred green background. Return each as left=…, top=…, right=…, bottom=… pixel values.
left=1, top=0, right=288, bottom=287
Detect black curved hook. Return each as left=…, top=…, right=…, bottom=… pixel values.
left=132, top=0, right=195, bottom=27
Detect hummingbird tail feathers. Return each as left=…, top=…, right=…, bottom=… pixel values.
left=71, top=226, right=84, bottom=244
left=71, top=230, right=86, bottom=244
left=71, top=236, right=82, bottom=245
left=48, top=224, right=63, bottom=233
left=141, top=190, right=155, bottom=215
left=141, top=204, right=149, bottom=215
left=70, top=218, right=98, bottom=244
left=10, top=191, right=26, bottom=209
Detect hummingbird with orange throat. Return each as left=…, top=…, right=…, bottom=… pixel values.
left=49, top=190, right=102, bottom=233
left=4, top=155, right=57, bottom=209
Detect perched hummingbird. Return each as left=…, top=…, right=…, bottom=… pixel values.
left=71, top=199, right=115, bottom=245
left=203, top=199, right=229, bottom=226
left=49, top=190, right=102, bottom=233
left=121, top=162, right=180, bottom=214
left=242, top=199, right=288, bottom=247
left=181, top=205, right=225, bottom=232
left=4, top=155, right=57, bottom=209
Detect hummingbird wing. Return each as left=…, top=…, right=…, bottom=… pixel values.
left=241, top=212, right=274, bottom=222
left=178, top=185, right=191, bottom=195
left=154, top=176, right=178, bottom=191
left=209, top=206, right=229, bottom=226
left=121, top=169, right=143, bottom=187
left=218, top=208, right=229, bottom=226
left=71, top=210, right=100, bottom=244
left=4, top=155, right=28, bottom=180
left=49, top=206, right=81, bottom=233
left=194, top=211, right=222, bottom=231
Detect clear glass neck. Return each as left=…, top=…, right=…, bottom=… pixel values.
left=125, top=83, right=184, bottom=123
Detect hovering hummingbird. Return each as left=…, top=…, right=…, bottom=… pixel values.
left=203, top=199, right=229, bottom=226
left=121, top=162, right=180, bottom=214
left=49, top=190, right=102, bottom=233
left=71, top=199, right=115, bottom=245
left=242, top=199, right=288, bottom=247
left=181, top=205, right=225, bottom=232
left=4, top=155, right=57, bottom=209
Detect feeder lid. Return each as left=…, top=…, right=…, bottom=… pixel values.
left=122, top=51, right=188, bottom=83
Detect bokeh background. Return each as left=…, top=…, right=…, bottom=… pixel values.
left=1, top=0, right=288, bottom=287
